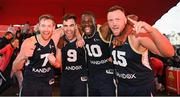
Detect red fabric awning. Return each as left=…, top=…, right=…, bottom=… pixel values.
left=0, top=0, right=179, bottom=25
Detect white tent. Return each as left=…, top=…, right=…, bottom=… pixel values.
left=153, top=2, right=180, bottom=35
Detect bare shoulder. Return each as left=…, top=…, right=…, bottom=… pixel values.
left=21, top=36, right=36, bottom=47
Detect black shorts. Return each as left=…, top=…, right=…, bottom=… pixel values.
left=88, top=72, right=115, bottom=96
left=21, top=79, right=53, bottom=96
left=118, top=81, right=155, bottom=96
left=60, top=77, right=87, bottom=96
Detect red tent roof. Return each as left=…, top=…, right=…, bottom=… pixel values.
left=0, top=0, right=179, bottom=25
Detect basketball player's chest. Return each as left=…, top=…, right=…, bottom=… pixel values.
left=32, top=43, right=56, bottom=60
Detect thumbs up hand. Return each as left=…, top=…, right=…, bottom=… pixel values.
left=19, top=39, right=36, bottom=60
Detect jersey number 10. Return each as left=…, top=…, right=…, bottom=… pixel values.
left=85, top=44, right=102, bottom=57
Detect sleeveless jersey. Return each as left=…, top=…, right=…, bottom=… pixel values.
left=110, top=37, right=154, bottom=86
left=61, top=37, right=86, bottom=80
left=83, top=31, right=112, bottom=75
left=24, top=36, right=56, bottom=82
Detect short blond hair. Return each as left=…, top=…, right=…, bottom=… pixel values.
left=39, top=14, right=55, bottom=25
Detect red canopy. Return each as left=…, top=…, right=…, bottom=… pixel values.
left=0, top=0, right=179, bottom=25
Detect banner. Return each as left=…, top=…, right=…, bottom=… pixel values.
left=166, top=67, right=180, bottom=95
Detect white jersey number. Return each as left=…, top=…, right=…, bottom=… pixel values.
left=67, top=49, right=77, bottom=62
left=41, top=53, right=50, bottom=67
left=85, top=44, right=102, bottom=57
left=25, top=53, right=51, bottom=67
left=112, top=50, right=127, bottom=67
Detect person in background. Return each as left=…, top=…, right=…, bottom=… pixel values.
left=15, top=27, right=23, bottom=49
left=33, top=23, right=40, bottom=35
left=0, top=32, right=14, bottom=49
left=0, top=38, right=19, bottom=93
left=22, top=21, right=30, bottom=41
left=22, top=21, right=30, bottom=34
left=150, top=57, right=165, bottom=92
left=0, top=38, right=19, bottom=72
left=7, top=24, right=16, bottom=34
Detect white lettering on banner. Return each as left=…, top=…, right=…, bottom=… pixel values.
left=65, top=65, right=82, bottom=71
left=32, top=67, right=51, bottom=73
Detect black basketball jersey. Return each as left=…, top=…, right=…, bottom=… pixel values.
left=61, top=37, right=86, bottom=80
left=83, top=31, right=112, bottom=75
left=110, top=37, right=154, bottom=86
left=24, top=36, right=56, bottom=82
